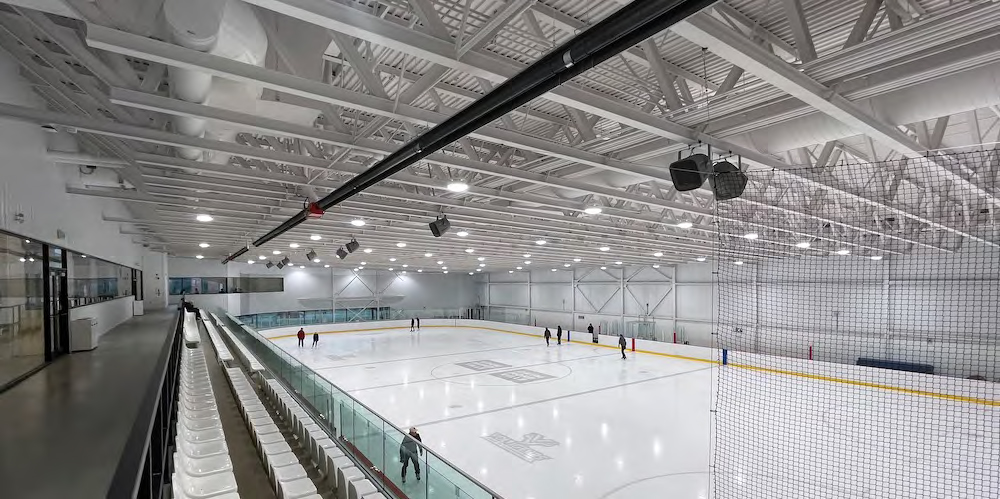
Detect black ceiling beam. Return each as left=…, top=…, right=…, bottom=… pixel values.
left=248, top=0, right=714, bottom=249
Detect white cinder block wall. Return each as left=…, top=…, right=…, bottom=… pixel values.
left=479, top=251, right=999, bottom=379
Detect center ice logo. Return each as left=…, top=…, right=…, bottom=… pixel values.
left=483, top=432, right=559, bottom=463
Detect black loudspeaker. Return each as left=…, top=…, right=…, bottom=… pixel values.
left=429, top=216, right=451, bottom=237
left=336, top=247, right=348, bottom=259
left=276, top=262, right=285, bottom=269
left=669, top=154, right=711, bottom=191
left=306, top=250, right=317, bottom=261
left=280, top=256, right=290, bottom=266
left=709, top=161, right=748, bottom=201
left=265, top=261, right=274, bottom=269
left=345, top=239, right=360, bottom=253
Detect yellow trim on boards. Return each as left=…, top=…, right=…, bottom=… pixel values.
left=264, top=323, right=998, bottom=406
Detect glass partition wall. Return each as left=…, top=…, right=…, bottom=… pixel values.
left=0, top=229, right=139, bottom=391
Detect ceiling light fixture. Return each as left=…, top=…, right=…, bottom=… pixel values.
left=652, top=264, right=660, bottom=268
left=313, top=258, right=321, bottom=263
left=573, top=258, right=581, bottom=262
left=599, top=246, right=610, bottom=252
left=437, top=260, right=444, bottom=265
left=289, top=243, right=300, bottom=248
left=516, top=266, right=523, bottom=270
left=734, top=261, right=744, bottom=265
left=363, top=248, right=372, bottom=254
left=478, top=257, right=485, bottom=262
left=600, top=266, right=607, bottom=270
left=199, top=242, right=210, bottom=248
left=447, top=181, right=469, bottom=192
left=696, top=257, right=707, bottom=262
left=535, top=239, right=547, bottom=245
left=563, top=263, right=571, bottom=267
left=465, top=248, right=475, bottom=253
left=310, top=234, right=322, bottom=240
left=402, top=264, right=409, bottom=268
left=389, top=258, right=397, bottom=262
left=870, top=255, right=884, bottom=261
left=836, top=249, right=851, bottom=255
left=479, top=263, right=486, bottom=267
left=583, top=206, right=602, bottom=215
left=743, top=233, right=758, bottom=240
left=653, top=252, right=663, bottom=257
left=258, top=255, right=266, bottom=260
left=615, top=261, right=623, bottom=265
left=396, top=242, right=407, bottom=248
left=196, top=214, right=213, bottom=222
left=524, top=260, right=531, bottom=264
left=456, top=231, right=469, bottom=237
left=351, top=219, right=366, bottom=227
left=424, top=253, right=433, bottom=257
left=247, top=260, right=255, bottom=264
left=195, top=255, right=204, bottom=259
left=273, top=250, right=282, bottom=255
left=324, top=264, right=330, bottom=268
left=676, top=222, right=693, bottom=229
left=795, top=242, right=811, bottom=249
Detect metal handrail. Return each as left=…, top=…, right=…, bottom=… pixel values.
left=221, top=312, right=504, bottom=499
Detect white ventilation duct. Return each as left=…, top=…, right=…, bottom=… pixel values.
left=164, top=0, right=266, bottom=162
left=723, top=60, right=1000, bottom=156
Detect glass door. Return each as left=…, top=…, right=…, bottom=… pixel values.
left=48, top=267, right=69, bottom=356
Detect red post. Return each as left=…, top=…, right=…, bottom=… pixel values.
left=631, top=337, right=636, bottom=352
left=808, top=345, right=813, bottom=360
left=673, top=331, right=677, bottom=344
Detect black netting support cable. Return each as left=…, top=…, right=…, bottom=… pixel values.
left=249, top=0, right=715, bottom=248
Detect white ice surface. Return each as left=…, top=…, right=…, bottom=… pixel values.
left=272, top=326, right=998, bottom=499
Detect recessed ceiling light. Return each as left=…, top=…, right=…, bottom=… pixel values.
left=363, top=248, right=373, bottom=253
left=443, top=270, right=448, bottom=274
left=870, top=255, right=883, bottom=261
left=696, top=257, right=707, bottom=262
left=615, top=261, right=623, bottom=265
left=465, top=248, right=475, bottom=253
left=353, top=268, right=358, bottom=271
left=743, top=233, right=758, bottom=240
left=424, top=253, right=433, bottom=257
left=573, top=258, right=581, bottom=262
left=351, top=219, right=366, bottom=227
left=477, top=257, right=485, bottom=261
left=195, top=255, right=204, bottom=259
left=247, top=260, right=254, bottom=264
left=523, top=253, right=531, bottom=258
left=289, top=243, right=300, bottom=248
left=600, top=266, right=607, bottom=270
left=447, top=181, right=469, bottom=192
left=795, top=242, right=811, bottom=249
left=81, top=255, right=86, bottom=258
left=199, top=242, right=210, bottom=248
left=456, top=231, right=469, bottom=237
left=389, top=257, right=397, bottom=262
left=836, top=249, right=851, bottom=255
left=417, top=269, right=422, bottom=272
left=324, top=264, right=330, bottom=268
left=196, top=214, right=213, bottom=222
left=313, top=258, right=321, bottom=263
left=360, top=261, right=367, bottom=265
left=273, top=250, right=282, bottom=255
left=388, top=268, right=394, bottom=271
left=599, top=246, right=610, bottom=252
left=479, top=263, right=486, bottom=267
left=653, top=252, right=663, bottom=257
left=310, top=234, right=322, bottom=240
left=583, top=206, right=602, bottom=215
left=524, top=260, right=531, bottom=264
left=652, top=264, right=660, bottom=268
left=437, top=260, right=444, bottom=265
left=402, top=264, right=409, bottom=268
left=509, top=270, right=514, bottom=274
left=396, top=242, right=406, bottom=248
left=551, top=268, right=557, bottom=272
left=19, top=257, right=26, bottom=262
left=24, top=239, right=30, bottom=243
left=676, top=222, right=693, bottom=229
left=258, top=255, right=266, bottom=260
left=516, top=266, right=522, bottom=270
left=402, top=270, right=407, bottom=274
left=535, top=239, right=547, bottom=245
left=442, top=266, right=447, bottom=270
left=734, top=261, right=744, bottom=265
left=563, top=263, right=571, bottom=267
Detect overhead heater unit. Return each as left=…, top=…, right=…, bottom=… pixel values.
left=336, top=247, right=348, bottom=260
left=429, top=216, right=451, bottom=237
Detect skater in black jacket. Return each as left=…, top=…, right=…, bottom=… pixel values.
left=544, top=327, right=551, bottom=346
left=619, top=333, right=628, bottom=359
left=400, top=427, right=423, bottom=483
left=556, top=325, right=562, bottom=345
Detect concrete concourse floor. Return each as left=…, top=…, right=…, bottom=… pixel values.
left=0, top=310, right=175, bottom=499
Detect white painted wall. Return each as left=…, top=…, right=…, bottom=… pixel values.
left=70, top=296, right=135, bottom=340
left=0, top=50, right=146, bottom=270
left=482, top=252, right=1000, bottom=380
left=168, top=257, right=479, bottom=316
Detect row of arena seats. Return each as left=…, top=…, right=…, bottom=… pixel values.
left=172, top=341, right=239, bottom=498
left=200, top=312, right=387, bottom=499
left=183, top=310, right=201, bottom=347
left=201, top=318, right=233, bottom=363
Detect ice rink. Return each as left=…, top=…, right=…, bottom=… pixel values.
left=269, top=325, right=998, bottom=499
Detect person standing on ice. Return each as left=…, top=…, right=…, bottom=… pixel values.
left=400, top=427, right=423, bottom=483
left=544, top=327, right=551, bottom=346
left=410, top=317, right=415, bottom=332
left=416, top=317, right=420, bottom=330
left=619, top=333, right=627, bottom=359
left=312, top=331, right=319, bottom=348
left=556, top=325, right=562, bottom=345
left=589, top=323, right=597, bottom=343
left=296, top=328, right=306, bottom=347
